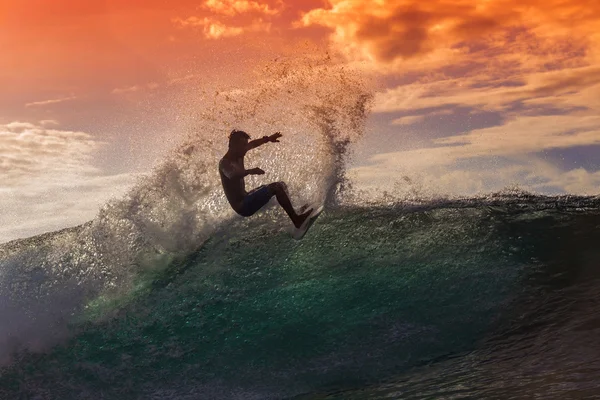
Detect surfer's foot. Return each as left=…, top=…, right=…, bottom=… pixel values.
left=293, top=208, right=313, bottom=228
left=298, top=204, right=311, bottom=214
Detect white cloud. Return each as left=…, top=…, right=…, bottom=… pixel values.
left=0, top=121, right=100, bottom=185
left=434, top=115, right=600, bottom=158
left=349, top=112, right=600, bottom=199
left=391, top=115, right=426, bottom=126
left=25, top=95, right=77, bottom=108
left=391, top=109, right=453, bottom=125
left=364, top=114, right=600, bottom=174
left=112, top=85, right=141, bottom=94
left=39, top=119, right=59, bottom=126
left=0, top=121, right=140, bottom=243
left=349, top=156, right=600, bottom=199
left=0, top=173, right=141, bottom=243
left=173, top=0, right=282, bottom=39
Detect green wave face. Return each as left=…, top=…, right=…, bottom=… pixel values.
left=3, top=202, right=600, bottom=399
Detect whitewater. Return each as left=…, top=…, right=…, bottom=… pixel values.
left=1, top=59, right=600, bottom=399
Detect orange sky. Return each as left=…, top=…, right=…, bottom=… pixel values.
left=2, top=0, right=598, bottom=123
left=1, top=1, right=320, bottom=96
left=2, top=0, right=598, bottom=112
left=2, top=1, right=598, bottom=74
left=1, top=0, right=600, bottom=241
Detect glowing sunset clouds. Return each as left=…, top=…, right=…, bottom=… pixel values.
left=301, top=0, right=600, bottom=68
left=173, top=0, right=284, bottom=38
left=299, top=0, right=600, bottom=195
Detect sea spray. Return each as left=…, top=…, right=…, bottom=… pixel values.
left=0, top=55, right=373, bottom=360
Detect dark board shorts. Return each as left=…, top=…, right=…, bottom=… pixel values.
left=238, top=185, right=274, bottom=217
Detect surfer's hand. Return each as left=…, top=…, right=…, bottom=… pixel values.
left=248, top=168, right=265, bottom=175
left=269, top=132, right=282, bottom=142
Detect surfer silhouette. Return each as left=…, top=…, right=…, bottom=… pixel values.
left=219, top=130, right=313, bottom=228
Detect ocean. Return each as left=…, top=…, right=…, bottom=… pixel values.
left=1, top=60, right=600, bottom=399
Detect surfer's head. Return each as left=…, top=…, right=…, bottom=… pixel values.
left=228, top=129, right=250, bottom=154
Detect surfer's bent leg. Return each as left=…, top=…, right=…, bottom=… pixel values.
left=267, top=182, right=312, bottom=228
left=238, top=185, right=274, bottom=217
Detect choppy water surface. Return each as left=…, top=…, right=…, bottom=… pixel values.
left=1, top=195, right=600, bottom=399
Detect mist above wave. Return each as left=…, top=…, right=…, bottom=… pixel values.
left=0, top=54, right=372, bottom=361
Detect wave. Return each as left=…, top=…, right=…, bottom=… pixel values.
left=2, top=194, right=600, bottom=399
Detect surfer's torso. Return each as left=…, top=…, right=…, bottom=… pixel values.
left=219, top=156, right=247, bottom=211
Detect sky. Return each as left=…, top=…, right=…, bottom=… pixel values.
left=1, top=0, right=600, bottom=242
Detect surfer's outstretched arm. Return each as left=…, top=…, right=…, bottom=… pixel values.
left=247, top=132, right=282, bottom=150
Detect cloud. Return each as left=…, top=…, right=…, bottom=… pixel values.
left=392, top=109, right=453, bottom=125
left=173, top=16, right=271, bottom=38
left=39, top=119, right=59, bottom=126
left=0, top=121, right=141, bottom=243
left=370, top=63, right=600, bottom=176
left=434, top=115, right=600, bottom=157
left=0, top=173, right=141, bottom=243
left=0, top=121, right=101, bottom=185
left=300, top=0, right=600, bottom=71
left=173, top=0, right=283, bottom=39
left=112, top=85, right=141, bottom=94
left=111, top=82, right=160, bottom=94
left=374, top=66, right=600, bottom=114
left=301, top=2, right=600, bottom=183
left=348, top=109, right=600, bottom=200
left=364, top=114, right=600, bottom=174
left=350, top=155, right=600, bottom=199
left=25, top=95, right=77, bottom=108
left=356, top=55, right=600, bottom=199
left=391, top=115, right=425, bottom=126
left=204, top=0, right=281, bottom=17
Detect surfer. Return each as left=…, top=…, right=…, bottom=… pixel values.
left=219, top=130, right=313, bottom=228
